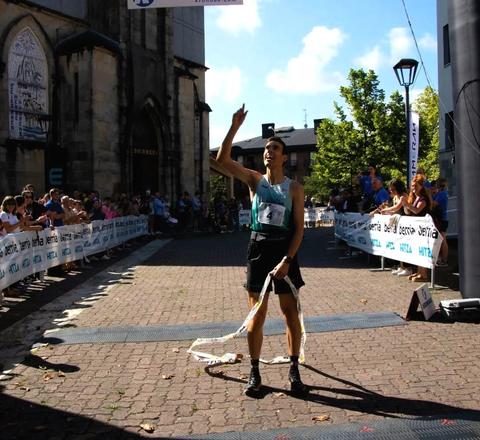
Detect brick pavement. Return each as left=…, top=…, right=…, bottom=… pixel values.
left=1, top=228, right=479, bottom=439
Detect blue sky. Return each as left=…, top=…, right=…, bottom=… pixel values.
left=204, top=0, right=438, bottom=149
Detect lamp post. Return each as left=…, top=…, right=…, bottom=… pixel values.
left=393, top=58, right=419, bottom=188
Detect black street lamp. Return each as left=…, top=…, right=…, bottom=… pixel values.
left=393, top=58, right=419, bottom=188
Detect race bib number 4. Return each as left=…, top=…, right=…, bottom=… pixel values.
left=258, top=202, right=285, bottom=226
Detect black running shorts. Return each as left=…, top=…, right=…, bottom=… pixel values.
left=245, top=233, right=305, bottom=294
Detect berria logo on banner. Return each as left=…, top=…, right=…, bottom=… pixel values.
left=133, top=0, right=154, bottom=6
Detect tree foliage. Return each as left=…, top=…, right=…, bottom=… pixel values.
left=305, top=69, right=439, bottom=199
left=413, top=86, right=440, bottom=179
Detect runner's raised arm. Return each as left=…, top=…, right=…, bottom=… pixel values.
left=216, top=104, right=261, bottom=189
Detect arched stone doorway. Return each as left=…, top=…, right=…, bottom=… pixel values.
left=131, top=109, right=159, bottom=194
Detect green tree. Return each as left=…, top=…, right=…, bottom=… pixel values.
left=413, top=86, right=440, bottom=179
left=305, top=68, right=407, bottom=198
left=209, top=174, right=227, bottom=201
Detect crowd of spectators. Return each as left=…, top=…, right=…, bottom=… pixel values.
left=0, top=185, right=250, bottom=302
left=0, top=185, right=162, bottom=301
left=322, top=165, right=449, bottom=280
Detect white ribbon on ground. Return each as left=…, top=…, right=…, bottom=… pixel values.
left=187, top=274, right=306, bottom=366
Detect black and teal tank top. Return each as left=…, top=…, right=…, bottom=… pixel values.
left=251, top=176, right=293, bottom=233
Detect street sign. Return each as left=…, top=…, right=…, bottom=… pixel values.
left=128, top=0, right=243, bottom=9
left=406, top=283, right=436, bottom=321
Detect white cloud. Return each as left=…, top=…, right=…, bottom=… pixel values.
left=410, top=88, right=424, bottom=104
left=419, top=33, right=437, bottom=51
left=266, top=26, right=346, bottom=94
left=354, top=45, right=384, bottom=72
left=215, top=0, right=261, bottom=35
left=389, top=27, right=413, bottom=62
left=206, top=65, right=244, bottom=103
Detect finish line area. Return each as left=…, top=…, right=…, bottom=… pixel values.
left=38, top=312, right=406, bottom=346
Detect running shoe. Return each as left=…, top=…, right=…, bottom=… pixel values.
left=288, top=366, right=309, bottom=395
left=244, top=367, right=262, bottom=395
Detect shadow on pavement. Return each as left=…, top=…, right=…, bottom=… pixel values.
left=0, top=384, right=175, bottom=440
left=22, top=353, right=80, bottom=374
left=0, top=237, right=152, bottom=332
left=205, top=364, right=480, bottom=422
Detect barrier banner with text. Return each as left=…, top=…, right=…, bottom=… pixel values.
left=0, top=216, right=148, bottom=291
left=334, top=212, right=442, bottom=268
left=128, top=0, right=243, bottom=9
left=238, top=209, right=251, bottom=226
left=304, top=208, right=335, bottom=226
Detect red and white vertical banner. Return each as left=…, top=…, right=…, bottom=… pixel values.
left=409, top=111, right=420, bottom=184
left=128, top=0, right=243, bottom=9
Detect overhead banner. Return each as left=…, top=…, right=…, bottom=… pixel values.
left=334, top=212, right=442, bottom=269
left=128, top=0, right=243, bottom=9
left=409, top=111, right=420, bottom=184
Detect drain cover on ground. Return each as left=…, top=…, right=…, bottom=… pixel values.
left=38, top=312, right=405, bottom=346
left=183, top=413, right=480, bottom=439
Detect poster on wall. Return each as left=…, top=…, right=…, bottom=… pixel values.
left=128, top=0, right=243, bottom=9
left=8, top=27, right=48, bottom=142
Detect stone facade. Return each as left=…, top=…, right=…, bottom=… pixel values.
left=0, top=0, right=210, bottom=201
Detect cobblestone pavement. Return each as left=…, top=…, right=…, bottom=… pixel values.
left=1, top=228, right=479, bottom=439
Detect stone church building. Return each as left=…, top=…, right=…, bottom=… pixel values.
left=0, top=0, right=210, bottom=200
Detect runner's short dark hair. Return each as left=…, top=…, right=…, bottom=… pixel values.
left=267, top=136, right=287, bottom=155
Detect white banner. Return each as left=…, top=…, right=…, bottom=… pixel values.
left=128, top=0, right=243, bottom=9
left=409, top=111, right=420, bottom=184
left=0, top=216, right=148, bottom=291
left=238, top=209, right=251, bottom=226
left=304, top=208, right=335, bottom=227
left=334, top=212, right=442, bottom=269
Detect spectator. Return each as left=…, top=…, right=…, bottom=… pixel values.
left=0, top=196, right=22, bottom=296
left=0, top=196, right=20, bottom=234
left=192, top=191, right=202, bottom=231
left=304, top=196, right=313, bottom=209
left=380, top=180, right=411, bottom=277
left=402, top=174, right=432, bottom=282
left=90, top=198, right=106, bottom=221
left=368, top=178, right=390, bottom=214
left=22, top=190, right=48, bottom=227
left=84, top=191, right=97, bottom=215
left=177, top=192, right=191, bottom=231
left=431, top=178, right=449, bottom=267
left=61, top=196, right=79, bottom=225
left=380, top=179, right=407, bottom=215
left=153, top=192, right=166, bottom=233
left=23, top=184, right=47, bottom=224
left=227, top=197, right=239, bottom=232
left=338, top=188, right=358, bottom=213
left=45, top=188, right=65, bottom=227
left=73, top=200, right=90, bottom=223
left=14, top=195, right=42, bottom=232
left=416, top=167, right=432, bottom=189
left=102, top=197, right=118, bottom=220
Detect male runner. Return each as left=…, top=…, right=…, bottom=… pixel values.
left=216, top=105, right=308, bottom=396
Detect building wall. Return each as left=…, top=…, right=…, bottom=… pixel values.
left=0, top=1, right=87, bottom=195
left=0, top=1, right=208, bottom=202
left=91, top=48, right=120, bottom=193
left=28, top=0, right=88, bottom=19
left=173, top=7, right=204, bottom=65
left=436, top=0, right=458, bottom=235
